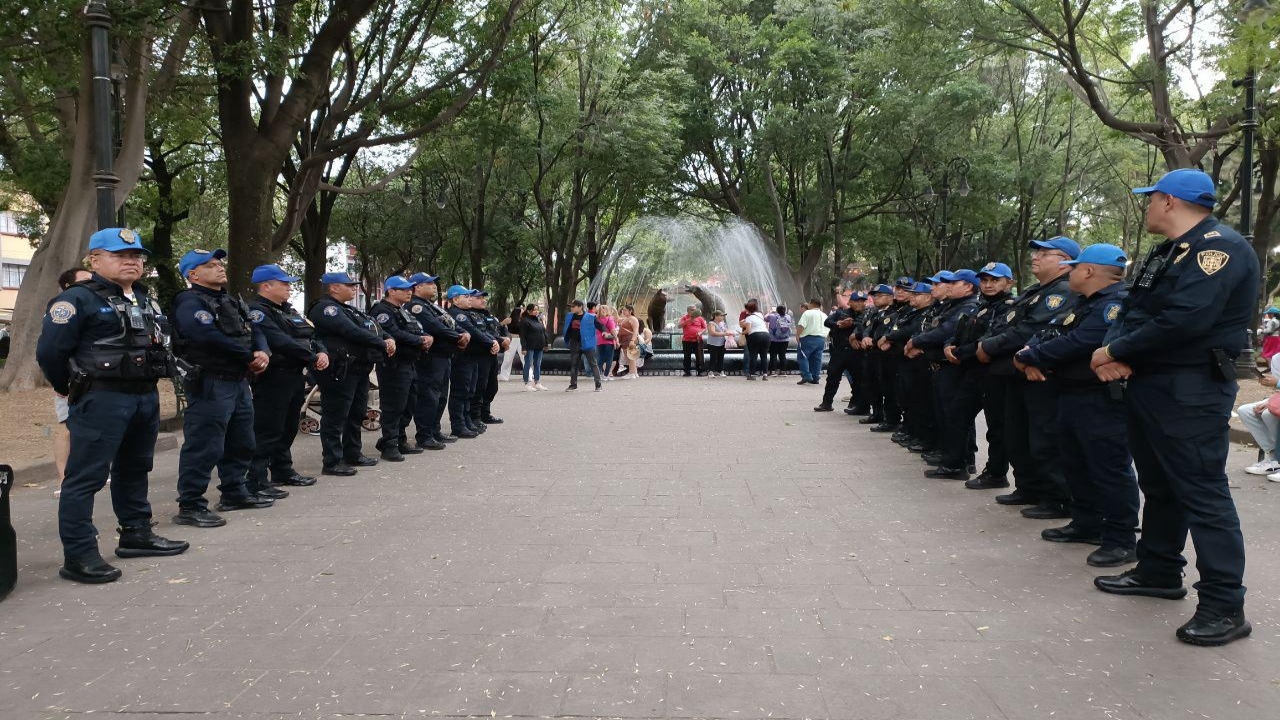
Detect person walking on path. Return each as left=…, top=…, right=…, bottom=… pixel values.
left=564, top=300, right=605, bottom=391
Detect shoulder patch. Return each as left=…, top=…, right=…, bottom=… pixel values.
left=323, top=305, right=339, bottom=317
left=249, top=309, right=265, bottom=324
left=1063, top=313, right=1076, bottom=326
left=1027, top=294, right=1040, bottom=306
left=410, top=304, right=423, bottom=314
left=1197, top=250, right=1229, bottom=276
left=1104, top=303, right=1121, bottom=324
left=194, top=310, right=214, bottom=325
left=1006, top=310, right=1017, bottom=322
left=1045, top=294, right=1065, bottom=310
left=48, top=301, right=76, bottom=324
left=376, top=313, right=391, bottom=324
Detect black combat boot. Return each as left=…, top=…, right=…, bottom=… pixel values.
left=116, top=523, right=190, bottom=558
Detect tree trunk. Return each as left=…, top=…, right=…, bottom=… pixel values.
left=223, top=148, right=281, bottom=293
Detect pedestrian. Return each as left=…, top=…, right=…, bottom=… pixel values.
left=498, top=306, right=523, bottom=381
left=171, top=248, right=275, bottom=528
left=795, top=298, right=828, bottom=385
left=246, top=264, right=326, bottom=497
left=563, top=299, right=604, bottom=391
left=309, top=272, right=395, bottom=471
left=518, top=303, right=548, bottom=390
left=678, top=305, right=706, bottom=376
left=50, top=267, right=93, bottom=498
left=705, top=310, right=731, bottom=377
left=1260, top=307, right=1280, bottom=361
left=595, top=304, right=619, bottom=379
left=739, top=300, right=770, bottom=380
left=370, top=276, right=432, bottom=461
left=765, top=305, right=793, bottom=376
left=1091, top=168, right=1259, bottom=646
left=35, top=228, right=188, bottom=583
left=405, top=272, right=466, bottom=449
left=616, top=305, right=641, bottom=379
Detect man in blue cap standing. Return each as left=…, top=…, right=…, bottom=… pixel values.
left=1091, top=169, right=1258, bottom=646
left=308, top=272, right=395, bottom=475
left=36, top=228, right=189, bottom=583
left=247, top=264, right=328, bottom=495
left=445, top=285, right=498, bottom=436
left=404, top=273, right=468, bottom=449
left=915, top=270, right=981, bottom=479
left=855, top=285, right=894, bottom=424
left=370, top=276, right=432, bottom=461
left=1014, top=244, right=1139, bottom=568
left=868, top=278, right=915, bottom=433
left=171, top=248, right=275, bottom=528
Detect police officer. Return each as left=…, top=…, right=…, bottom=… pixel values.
left=813, top=290, right=861, bottom=412
left=36, top=228, right=188, bottom=583
left=857, top=285, right=894, bottom=425
left=472, top=291, right=509, bottom=425
left=869, top=278, right=914, bottom=432
left=404, top=273, right=468, bottom=450
left=915, top=270, right=981, bottom=479
left=445, top=286, right=498, bottom=437
left=885, top=281, right=937, bottom=452
left=944, top=263, right=1017, bottom=489
left=844, top=292, right=871, bottom=414
left=308, top=272, right=395, bottom=475
left=247, top=264, right=327, bottom=495
left=171, top=249, right=274, bottom=528
left=1091, top=169, right=1258, bottom=646
left=370, top=276, right=431, bottom=462
left=971, top=237, right=1079, bottom=518
left=1014, top=244, right=1139, bottom=568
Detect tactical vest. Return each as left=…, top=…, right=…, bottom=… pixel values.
left=373, top=300, right=424, bottom=363
left=171, top=289, right=254, bottom=376
left=312, top=298, right=384, bottom=365
left=72, top=280, right=173, bottom=381
left=253, top=300, right=316, bottom=368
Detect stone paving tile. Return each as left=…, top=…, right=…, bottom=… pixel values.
left=3, top=377, right=1280, bottom=718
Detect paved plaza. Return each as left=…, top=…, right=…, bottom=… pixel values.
left=2, top=375, right=1279, bottom=719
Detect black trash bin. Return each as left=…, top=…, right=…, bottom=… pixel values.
left=0, top=464, right=16, bottom=600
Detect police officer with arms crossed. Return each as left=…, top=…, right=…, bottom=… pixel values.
left=1014, top=244, right=1139, bottom=568
left=446, top=286, right=498, bottom=437
left=171, top=249, right=275, bottom=528
left=473, top=290, right=509, bottom=426
left=37, top=228, right=189, bottom=583
left=247, top=264, right=328, bottom=494
left=309, top=272, right=395, bottom=475
left=813, top=290, right=861, bottom=412
left=370, top=276, right=431, bottom=462
left=916, top=270, right=981, bottom=479
left=404, top=273, right=468, bottom=450
left=1091, top=169, right=1258, bottom=646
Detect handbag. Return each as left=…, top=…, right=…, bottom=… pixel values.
left=1266, top=392, right=1280, bottom=417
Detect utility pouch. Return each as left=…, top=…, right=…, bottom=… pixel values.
left=1210, top=349, right=1237, bottom=382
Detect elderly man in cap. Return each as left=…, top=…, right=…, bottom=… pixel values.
left=308, top=272, right=395, bottom=475
left=370, top=276, right=432, bottom=462
left=247, top=264, right=328, bottom=495
left=403, top=272, right=468, bottom=450
left=171, top=248, right=274, bottom=528
left=36, top=228, right=188, bottom=583
left=1091, top=169, right=1259, bottom=646
left=1014, top=244, right=1139, bottom=569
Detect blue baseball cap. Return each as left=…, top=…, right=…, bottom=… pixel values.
left=927, top=270, right=955, bottom=283
left=849, top=291, right=869, bottom=302
left=977, top=262, right=1013, bottom=279
left=384, top=275, right=414, bottom=291
left=1062, top=243, right=1128, bottom=268
left=445, top=284, right=471, bottom=299
left=408, top=272, right=439, bottom=285
left=1267, top=306, right=1280, bottom=315
left=870, top=284, right=894, bottom=295
left=1132, top=168, right=1217, bottom=208
left=179, top=248, right=227, bottom=278
left=320, top=271, right=359, bottom=285
left=909, top=281, right=933, bottom=294
left=250, top=264, right=299, bottom=284
left=470, top=289, right=489, bottom=297
left=894, top=276, right=915, bottom=288
left=1028, top=236, right=1081, bottom=259
left=951, top=269, right=980, bottom=286
left=88, top=228, right=150, bottom=255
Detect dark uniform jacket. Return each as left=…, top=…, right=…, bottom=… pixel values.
left=914, top=294, right=980, bottom=362
left=308, top=296, right=388, bottom=367
left=1017, top=281, right=1126, bottom=388
left=950, top=291, right=1015, bottom=366
left=1106, top=216, right=1260, bottom=370
left=885, top=304, right=930, bottom=347
left=972, top=274, right=1077, bottom=375
left=407, top=296, right=465, bottom=356
left=370, top=298, right=428, bottom=365
left=248, top=297, right=325, bottom=370
left=871, top=301, right=910, bottom=349
left=825, top=307, right=858, bottom=355
left=448, top=305, right=496, bottom=356
left=171, top=285, right=269, bottom=378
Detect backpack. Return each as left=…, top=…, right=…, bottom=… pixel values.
left=774, top=313, right=793, bottom=339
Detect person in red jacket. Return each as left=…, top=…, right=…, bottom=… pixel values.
left=678, top=306, right=707, bottom=376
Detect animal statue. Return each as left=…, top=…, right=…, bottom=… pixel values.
left=646, top=288, right=671, bottom=333
left=686, top=284, right=728, bottom=320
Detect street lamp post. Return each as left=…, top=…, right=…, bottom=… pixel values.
left=84, top=1, right=118, bottom=231
left=922, top=157, right=971, bottom=269
left=1235, top=0, right=1271, bottom=372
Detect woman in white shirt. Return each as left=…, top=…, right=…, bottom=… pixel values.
left=739, top=299, right=771, bottom=380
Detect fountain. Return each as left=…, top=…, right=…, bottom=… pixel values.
left=544, top=217, right=805, bottom=375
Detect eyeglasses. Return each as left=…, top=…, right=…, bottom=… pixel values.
left=1031, top=250, right=1068, bottom=260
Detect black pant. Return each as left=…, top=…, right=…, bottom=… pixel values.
left=406, top=354, right=451, bottom=444
left=317, top=362, right=371, bottom=468
left=981, top=372, right=1010, bottom=477
left=248, top=366, right=306, bottom=491
left=569, top=344, right=601, bottom=387
left=376, top=360, right=415, bottom=452
left=878, top=353, right=902, bottom=424
left=1128, top=371, right=1244, bottom=613
left=682, top=339, right=704, bottom=374
left=177, top=377, right=256, bottom=510
left=449, top=355, right=480, bottom=432
left=821, top=351, right=857, bottom=407
left=746, top=332, right=770, bottom=375
left=936, top=363, right=978, bottom=469
left=481, top=350, right=500, bottom=418
left=1058, top=388, right=1139, bottom=550
left=708, top=344, right=726, bottom=372
left=1005, top=377, right=1069, bottom=503
left=901, top=358, right=936, bottom=447
left=850, top=352, right=870, bottom=410
left=768, top=341, right=788, bottom=372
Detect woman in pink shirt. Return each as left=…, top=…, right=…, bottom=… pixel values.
left=678, top=306, right=707, bottom=376
left=595, top=304, right=619, bottom=380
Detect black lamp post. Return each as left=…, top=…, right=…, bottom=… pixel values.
left=1235, top=0, right=1271, bottom=372
left=85, top=1, right=118, bottom=231
left=922, top=157, right=971, bottom=269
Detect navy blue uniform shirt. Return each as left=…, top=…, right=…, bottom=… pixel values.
left=171, top=285, right=268, bottom=363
